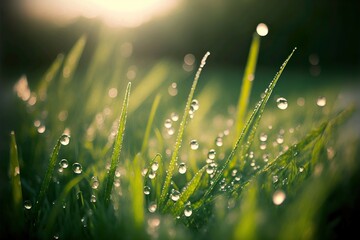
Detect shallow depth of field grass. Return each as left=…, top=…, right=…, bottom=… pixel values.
left=2, top=31, right=359, bottom=239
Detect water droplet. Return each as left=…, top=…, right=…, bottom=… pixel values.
left=184, top=204, right=193, bottom=217
left=262, top=154, right=269, bottom=162
left=91, top=176, right=100, bottom=189
left=58, top=167, right=63, bottom=173
left=60, top=135, right=70, bottom=146
left=167, top=127, right=175, bottom=136
left=59, top=159, right=68, bottom=168
left=215, top=137, right=223, bottom=147
left=231, top=169, right=238, bottom=177
left=316, top=96, right=326, bottom=107
left=259, top=133, right=268, bottom=142
left=168, top=82, right=178, bottom=96
left=170, top=189, right=180, bottom=201
left=276, top=135, right=284, bottom=144
left=144, top=186, right=151, bottom=195
left=114, top=179, right=121, bottom=187
left=72, top=163, right=82, bottom=174
left=272, top=175, right=279, bottom=183
left=190, top=140, right=199, bottom=150
left=260, top=142, right=267, bottom=150
left=208, top=149, right=216, bottom=160
left=115, top=169, right=121, bottom=178
left=148, top=202, right=157, bottom=213
left=206, top=163, right=216, bottom=175
left=90, top=194, right=97, bottom=203
left=149, top=170, right=156, bottom=179
left=24, top=200, right=32, bottom=209
left=276, top=97, right=288, bottom=110
left=151, top=162, right=159, bottom=172
left=37, top=125, right=46, bottom=134
left=256, top=23, right=269, bottom=36
left=164, top=119, right=172, bottom=129
left=272, top=190, right=286, bottom=205
left=171, top=112, right=179, bottom=122
left=53, top=234, right=59, bottom=239
left=191, top=99, right=199, bottom=111
left=178, top=162, right=187, bottom=174
left=299, top=166, right=304, bottom=173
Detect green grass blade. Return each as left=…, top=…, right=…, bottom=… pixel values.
left=141, top=94, right=161, bottom=155
left=236, top=33, right=260, bottom=135
left=158, top=52, right=210, bottom=210
left=104, top=82, right=131, bottom=204
left=171, top=165, right=207, bottom=216
left=34, top=134, right=69, bottom=220
left=130, top=153, right=145, bottom=229
left=200, top=48, right=296, bottom=203
left=9, top=131, right=23, bottom=219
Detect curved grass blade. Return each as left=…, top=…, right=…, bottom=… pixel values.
left=199, top=48, right=296, bottom=204
left=104, top=82, right=131, bottom=204
left=170, top=165, right=207, bottom=216
left=236, top=33, right=260, bottom=135
left=34, top=134, right=69, bottom=220
left=158, top=52, right=210, bottom=210
left=9, top=131, right=23, bottom=220
left=141, top=94, right=161, bottom=155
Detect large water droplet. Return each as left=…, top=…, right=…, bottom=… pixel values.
left=164, top=119, right=172, bottom=129
left=191, top=99, right=199, bottom=111
left=59, top=159, right=69, bottom=168
left=60, top=135, right=70, bottom=146
left=91, top=176, right=100, bottom=189
left=144, top=186, right=151, bottom=195
left=24, top=200, right=32, bottom=210
left=316, top=96, right=326, bottom=107
left=184, top=204, right=193, bottom=217
left=276, top=135, right=284, bottom=144
left=170, top=189, right=180, bottom=201
left=190, top=140, right=199, bottom=150
left=178, top=162, right=187, bottom=174
left=272, top=190, right=286, bottom=205
left=256, top=23, right=269, bottom=36
left=151, top=161, right=159, bottom=172
left=259, top=133, right=268, bottom=142
left=208, top=149, right=216, bottom=160
left=167, top=127, right=175, bottom=136
left=72, top=163, right=82, bottom=174
left=148, top=170, right=156, bottom=179
left=171, top=112, right=179, bottom=122
left=148, top=202, right=157, bottom=213
left=206, top=163, right=216, bottom=175
left=215, top=137, right=223, bottom=147
left=276, top=97, right=288, bottom=110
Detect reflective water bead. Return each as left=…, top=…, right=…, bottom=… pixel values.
left=90, top=194, right=97, bottom=203
left=208, top=149, right=216, bottom=160
left=60, top=135, right=70, bottom=146
left=24, top=200, right=32, bottom=210
left=144, top=186, right=151, bottom=195
left=259, top=133, right=268, bottom=142
left=190, top=140, right=199, bottom=150
left=164, top=119, right=172, bottom=129
left=149, top=170, right=156, bottom=179
left=178, top=162, right=187, bottom=174
left=148, top=203, right=157, bottom=213
left=151, top=161, right=159, bottom=171
left=215, top=137, right=223, bottom=147
left=272, top=190, right=286, bottom=205
left=276, top=97, right=288, bottom=110
left=272, top=175, right=279, bottom=183
left=170, top=189, right=180, bottom=201
left=316, top=96, right=327, bottom=107
left=91, top=176, right=100, bottom=189
left=59, top=159, right=69, bottom=168
left=170, top=112, right=179, bottom=122
left=299, top=166, right=304, bottom=173
left=72, top=163, right=82, bottom=174
left=184, top=204, right=193, bottom=217
left=191, top=99, right=199, bottom=111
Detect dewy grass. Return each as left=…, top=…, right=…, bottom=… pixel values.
left=104, top=82, right=131, bottom=204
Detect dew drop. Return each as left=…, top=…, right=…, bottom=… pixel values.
left=171, top=112, right=179, bottom=122
left=272, top=190, right=286, bottom=205
left=58, top=167, right=63, bottom=173
left=148, top=202, right=157, bottom=213
left=215, top=137, right=223, bottom=147
left=91, top=176, right=100, bottom=189
left=276, top=97, right=288, bottom=110
left=178, top=162, right=187, bottom=174
left=272, top=175, right=279, bottom=183
left=260, top=142, right=267, bottom=150
left=59, top=159, right=69, bottom=168
left=184, top=204, right=193, bottom=217
left=90, top=194, right=97, bottom=203
left=206, top=163, right=216, bottom=175
left=316, top=96, right=327, bottom=107
left=72, top=163, right=82, bottom=174
left=208, top=149, right=216, bottom=160
left=190, top=140, right=199, bottom=150
left=256, top=23, right=269, bottom=36
left=276, top=135, right=284, bottom=144
left=191, top=99, right=199, bottom=111
left=299, top=166, right=304, bottom=173
left=60, top=135, right=70, bottom=146
left=168, top=82, right=178, bottom=96
left=149, top=170, right=156, bottom=179
left=114, top=179, right=121, bottom=187
left=164, top=119, right=172, bottom=129
left=24, top=200, right=32, bottom=210
left=167, top=127, right=175, bottom=136
left=115, top=169, right=121, bottom=178
left=259, top=133, right=268, bottom=142
left=151, top=161, right=159, bottom=172
left=170, top=189, right=180, bottom=201
left=144, top=186, right=151, bottom=195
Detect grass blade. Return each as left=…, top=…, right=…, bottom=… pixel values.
left=236, top=33, right=260, bottom=135
left=104, top=82, right=131, bottom=204
left=200, top=48, right=296, bottom=203
left=158, top=52, right=210, bottom=210
left=34, top=134, right=69, bottom=220
left=9, top=131, right=23, bottom=220
left=141, top=94, right=161, bottom=155
left=130, top=153, right=145, bottom=230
